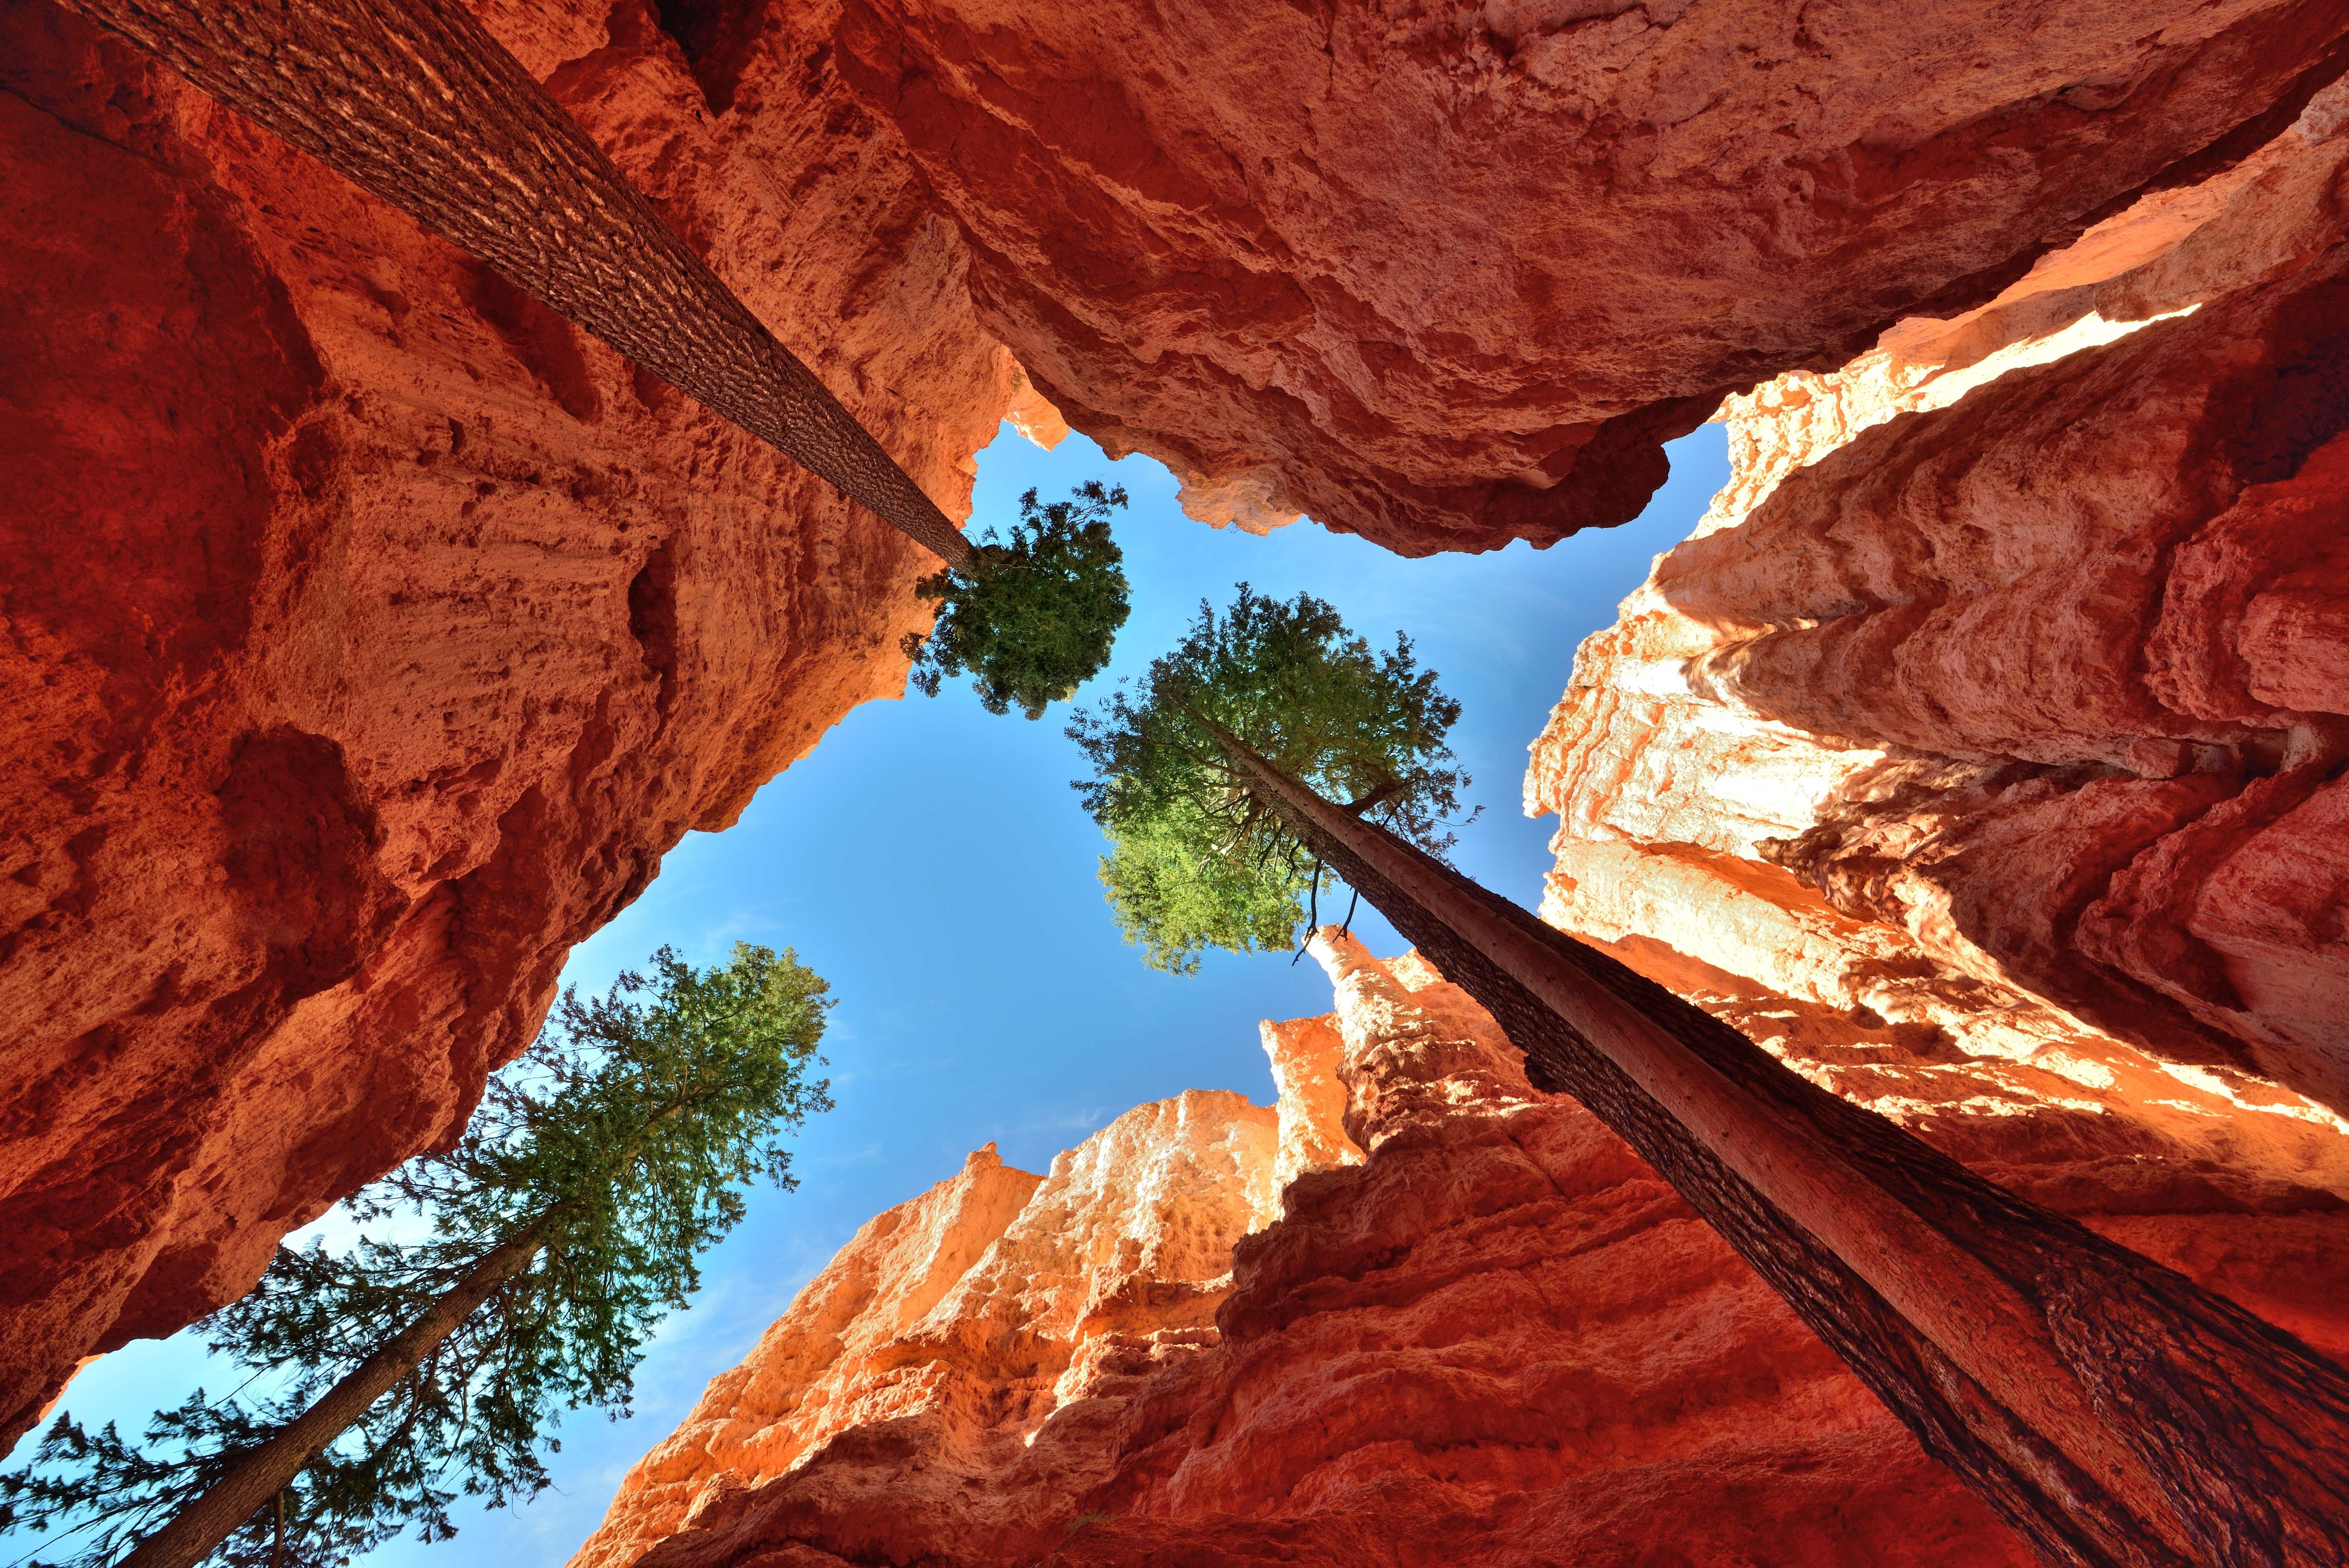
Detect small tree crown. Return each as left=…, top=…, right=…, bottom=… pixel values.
left=1068, top=585, right=1473, bottom=973
left=902, top=481, right=1131, bottom=720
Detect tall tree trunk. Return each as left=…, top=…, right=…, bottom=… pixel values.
left=1210, top=724, right=2349, bottom=1568
left=60, top=0, right=974, bottom=568
left=117, top=1227, right=547, bottom=1568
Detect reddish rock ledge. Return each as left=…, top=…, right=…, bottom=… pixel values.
left=564, top=933, right=2349, bottom=1568
left=833, top=0, right=2349, bottom=552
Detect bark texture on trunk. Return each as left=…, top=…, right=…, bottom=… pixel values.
left=116, top=1228, right=546, bottom=1568
left=1212, top=727, right=2349, bottom=1568
left=61, top=0, right=973, bottom=567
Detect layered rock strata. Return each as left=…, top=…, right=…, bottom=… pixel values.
left=1529, top=71, right=2349, bottom=1115
left=571, top=934, right=2349, bottom=1567
left=0, top=0, right=1011, bottom=1441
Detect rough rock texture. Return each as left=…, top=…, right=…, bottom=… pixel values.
left=1528, top=73, right=2349, bottom=1114
left=1002, top=364, right=1072, bottom=453
left=832, top=0, right=2349, bottom=552
left=12, top=0, right=2349, bottom=1490
left=0, top=0, right=1016, bottom=1442
left=569, top=1094, right=1280, bottom=1568
left=1258, top=1016, right=1361, bottom=1192
left=570, top=933, right=2349, bottom=1567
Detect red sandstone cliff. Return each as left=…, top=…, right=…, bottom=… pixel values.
left=568, top=1095, right=1281, bottom=1568
left=1528, top=72, right=2349, bottom=1116
left=565, top=932, right=2349, bottom=1568
left=0, top=0, right=1014, bottom=1442
left=551, top=59, right=2349, bottom=1563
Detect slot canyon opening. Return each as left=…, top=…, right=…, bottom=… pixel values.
left=5, top=2, right=2349, bottom=1565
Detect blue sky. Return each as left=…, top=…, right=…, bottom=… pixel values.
left=5, top=421, right=1727, bottom=1566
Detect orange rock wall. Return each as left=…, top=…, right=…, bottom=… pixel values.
left=570, top=1092, right=1280, bottom=1568
left=1527, top=73, right=2349, bottom=1114
left=565, top=59, right=2349, bottom=1565
left=571, top=933, right=2349, bottom=1568
left=0, top=0, right=1012, bottom=1441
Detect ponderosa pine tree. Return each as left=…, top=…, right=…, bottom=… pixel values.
left=0, top=943, right=832, bottom=1568
left=1071, top=589, right=2349, bottom=1568
left=903, top=482, right=1132, bottom=719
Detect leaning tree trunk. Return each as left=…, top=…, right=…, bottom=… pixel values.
left=62, top=0, right=974, bottom=568
left=1209, top=725, right=2349, bottom=1568
left=117, top=1226, right=547, bottom=1568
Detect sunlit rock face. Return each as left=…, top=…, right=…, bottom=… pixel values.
left=1527, top=74, right=2349, bottom=1117
left=0, top=0, right=1014, bottom=1442
left=832, top=0, right=2349, bottom=553
left=568, top=1093, right=1282, bottom=1568
left=581, top=930, right=2349, bottom=1568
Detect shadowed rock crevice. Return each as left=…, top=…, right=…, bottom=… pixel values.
left=627, top=541, right=682, bottom=713
left=460, top=260, right=605, bottom=425
left=648, top=0, right=768, bottom=115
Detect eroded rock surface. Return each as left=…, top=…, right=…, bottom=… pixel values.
left=571, top=933, right=2349, bottom=1566
left=0, top=0, right=1012, bottom=1441
left=10, top=0, right=2349, bottom=1483
left=1529, top=73, right=2349, bottom=1114
left=833, top=0, right=2349, bottom=552
left=569, top=1092, right=1281, bottom=1568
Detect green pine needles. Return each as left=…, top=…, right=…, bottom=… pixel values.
left=903, top=481, right=1131, bottom=719
left=1068, top=585, right=1474, bottom=973
left=2, top=943, right=832, bottom=1568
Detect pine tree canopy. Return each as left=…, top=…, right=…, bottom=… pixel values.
left=0, top=943, right=832, bottom=1568
left=1067, top=585, right=1472, bottom=973
left=902, top=481, right=1131, bottom=720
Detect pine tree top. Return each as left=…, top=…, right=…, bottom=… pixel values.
left=1068, top=586, right=1473, bottom=973
left=902, top=481, right=1132, bottom=720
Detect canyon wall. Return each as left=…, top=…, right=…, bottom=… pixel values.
left=569, top=1096, right=1281, bottom=1568
left=1528, top=71, right=2349, bottom=1119
left=0, top=0, right=1012, bottom=1441
left=8, top=0, right=2347, bottom=1479
left=568, top=932, right=2349, bottom=1568
left=832, top=0, right=2349, bottom=552
left=568, top=53, right=2349, bottom=1564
